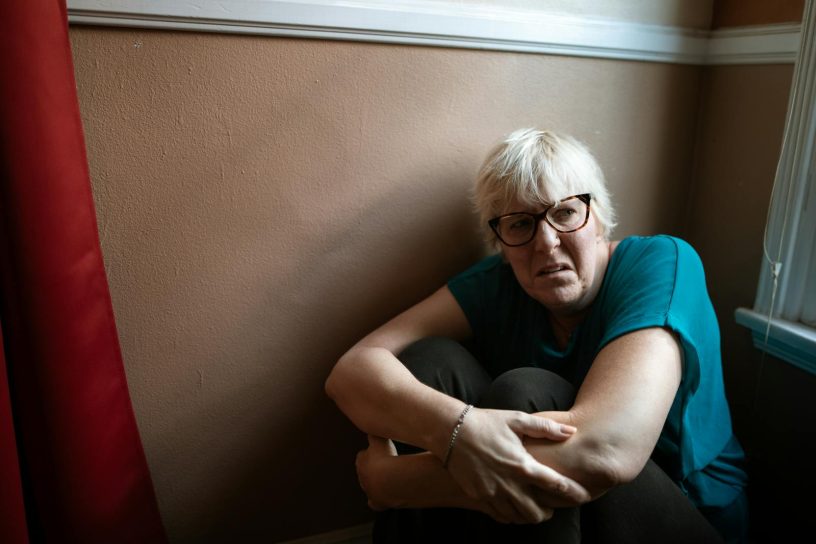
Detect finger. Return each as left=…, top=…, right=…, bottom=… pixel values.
left=483, top=504, right=510, bottom=524
left=522, top=459, right=591, bottom=504
left=489, top=482, right=547, bottom=525
left=510, top=492, right=554, bottom=524
left=367, top=434, right=390, bottom=451
left=490, top=496, right=524, bottom=525
left=511, top=413, right=577, bottom=441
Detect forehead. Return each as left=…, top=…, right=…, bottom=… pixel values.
left=501, top=192, right=577, bottom=213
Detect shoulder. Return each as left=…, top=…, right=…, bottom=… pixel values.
left=448, top=253, right=510, bottom=286
left=450, top=253, right=505, bottom=279
left=446, top=254, right=516, bottom=335
left=614, top=234, right=693, bottom=256
left=612, top=235, right=704, bottom=274
left=598, top=235, right=708, bottom=318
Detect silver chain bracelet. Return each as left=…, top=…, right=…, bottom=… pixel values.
left=442, top=404, right=473, bottom=468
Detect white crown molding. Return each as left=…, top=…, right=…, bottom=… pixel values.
left=66, top=0, right=799, bottom=66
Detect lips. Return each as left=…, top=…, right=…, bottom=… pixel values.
left=536, top=264, right=570, bottom=276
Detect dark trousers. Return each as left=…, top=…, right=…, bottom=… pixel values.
left=373, top=337, right=725, bottom=544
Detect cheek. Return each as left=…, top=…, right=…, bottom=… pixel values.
left=569, top=240, right=600, bottom=281
left=505, top=251, right=534, bottom=283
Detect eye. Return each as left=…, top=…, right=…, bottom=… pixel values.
left=507, top=215, right=534, bottom=230
left=551, top=207, right=577, bottom=221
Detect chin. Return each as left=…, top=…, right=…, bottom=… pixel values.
left=533, top=291, right=579, bottom=310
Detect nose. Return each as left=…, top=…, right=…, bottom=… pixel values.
left=533, top=218, right=561, bottom=252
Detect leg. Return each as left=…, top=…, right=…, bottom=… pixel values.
left=398, top=336, right=492, bottom=407
left=479, top=366, right=576, bottom=412
left=379, top=355, right=581, bottom=543
left=479, top=367, right=581, bottom=543
left=480, top=368, right=724, bottom=544
left=581, top=460, right=725, bottom=544
left=373, top=337, right=495, bottom=543
left=391, top=337, right=492, bottom=455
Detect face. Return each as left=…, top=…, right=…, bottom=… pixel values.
left=500, top=196, right=610, bottom=317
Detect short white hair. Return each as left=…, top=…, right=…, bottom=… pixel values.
left=473, top=128, right=617, bottom=248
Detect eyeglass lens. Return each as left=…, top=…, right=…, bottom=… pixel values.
left=495, top=198, right=588, bottom=245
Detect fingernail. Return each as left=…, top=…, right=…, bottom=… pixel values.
left=560, top=424, right=577, bottom=434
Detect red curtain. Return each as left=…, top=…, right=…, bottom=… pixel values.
left=0, top=1, right=167, bottom=542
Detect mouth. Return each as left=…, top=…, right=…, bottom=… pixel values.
left=536, top=264, right=570, bottom=276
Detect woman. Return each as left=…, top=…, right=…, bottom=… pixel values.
left=325, top=128, right=748, bottom=543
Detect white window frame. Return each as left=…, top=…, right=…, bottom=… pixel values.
left=735, top=0, right=816, bottom=376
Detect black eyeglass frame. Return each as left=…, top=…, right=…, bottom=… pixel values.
left=488, top=193, right=592, bottom=247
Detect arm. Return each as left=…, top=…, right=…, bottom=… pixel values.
left=355, top=437, right=493, bottom=515
left=325, top=286, right=474, bottom=459
left=356, top=437, right=586, bottom=524
left=525, top=327, right=683, bottom=499
left=325, top=286, right=590, bottom=522
left=353, top=328, right=681, bottom=516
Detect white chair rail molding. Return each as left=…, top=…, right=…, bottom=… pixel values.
left=67, top=0, right=799, bottom=65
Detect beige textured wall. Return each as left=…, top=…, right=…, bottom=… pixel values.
left=70, top=26, right=703, bottom=542
left=712, top=0, right=804, bottom=28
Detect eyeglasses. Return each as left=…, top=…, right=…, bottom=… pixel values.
left=488, top=194, right=592, bottom=247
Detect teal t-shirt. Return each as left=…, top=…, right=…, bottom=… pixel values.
left=447, top=235, right=747, bottom=511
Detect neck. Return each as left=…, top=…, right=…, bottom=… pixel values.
left=548, top=311, right=586, bottom=350
left=548, top=239, right=615, bottom=350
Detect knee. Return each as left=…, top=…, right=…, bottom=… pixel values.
left=397, top=337, right=482, bottom=388
left=481, top=367, right=575, bottom=412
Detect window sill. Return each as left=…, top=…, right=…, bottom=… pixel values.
left=735, top=308, right=816, bottom=376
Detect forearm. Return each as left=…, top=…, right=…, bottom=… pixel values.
left=521, top=329, right=684, bottom=499
left=368, top=443, right=584, bottom=513
left=365, top=452, right=485, bottom=512
left=326, top=346, right=464, bottom=457
left=524, top=411, right=624, bottom=501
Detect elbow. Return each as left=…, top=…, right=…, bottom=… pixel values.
left=324, top=363, right=338, bottom=400
left=573, top=442, right=647, bottom=499
left=591, top=455, right=642, bottom=490
left=324, top=372, right=337, bottom=401
left=325, top=351, right=353, bottom=402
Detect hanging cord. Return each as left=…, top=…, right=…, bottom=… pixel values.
left=753, top=129, right=789, bottom=412
left=752, top=132, right=792, bottom=425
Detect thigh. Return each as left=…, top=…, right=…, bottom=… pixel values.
left=581, top=459, right=724, bottom=544
left=477, top=367, right=581, bottom=543
left=397, top=336, right=492, bottom=405
left=394, top=337, right=490, bottom=455
left=479, top=366, right=576, bottom=412
left=383, top=344, right=581, bottom=543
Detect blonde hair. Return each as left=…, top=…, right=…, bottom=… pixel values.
left=473, top=128, right=617, bottom=248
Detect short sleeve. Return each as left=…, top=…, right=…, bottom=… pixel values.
left=446, top=254, right=504, bottom=337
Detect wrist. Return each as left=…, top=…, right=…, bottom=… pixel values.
left=423, top=399, right=472, bottom=461
left=442, top=404, right=473, bottom=468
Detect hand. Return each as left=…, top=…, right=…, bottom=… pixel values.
left=355, top=435, right=398, bottom=511
left=444, top=407, right=590, bottom=524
